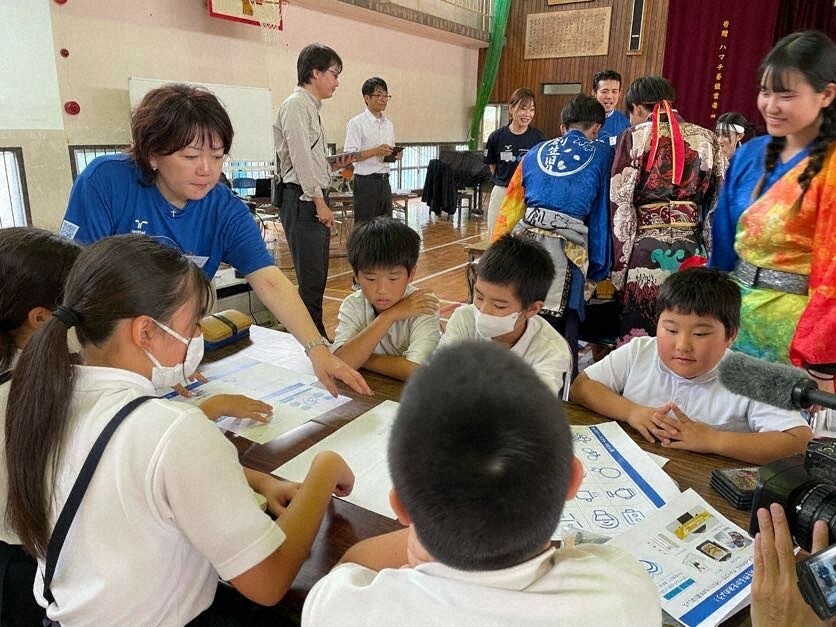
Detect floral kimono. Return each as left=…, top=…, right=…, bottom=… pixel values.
left=610, top=102, right=725, bottom=339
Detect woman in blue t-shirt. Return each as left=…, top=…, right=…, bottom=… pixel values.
left=61, top=83, right=371, bottom=398
left=484, top=88, right=546, bottom=238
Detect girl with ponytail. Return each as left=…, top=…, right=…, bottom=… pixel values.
left=709, top=31, right=836, bottom=368
left=0, top=228, right=81, bottom=379
left=4, top=234, right=353, bottom=625
left=0, top=228, right=80, bottom=626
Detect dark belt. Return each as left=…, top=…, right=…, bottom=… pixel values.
left=354, top=172, right=389, bottom=179
left=284, top=182, right=329, bottom=199
left=732, top=259, right=809, bottom=296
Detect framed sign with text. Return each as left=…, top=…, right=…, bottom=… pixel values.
left=525, top=7, right=612, bottom=59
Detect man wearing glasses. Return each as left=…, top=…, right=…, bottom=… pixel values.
left=343, top=77, right=400, bottom=224
left=274, top=43, right=351, bottom=338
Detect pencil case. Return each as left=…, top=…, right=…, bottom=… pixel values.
left=200, top=309, right=252, bottom=352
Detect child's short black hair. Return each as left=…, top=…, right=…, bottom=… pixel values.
left=477, top=235, right=554, bottom=307
left=625, top=75, right=676, bottom=112
left=561, top=94, right=606, bottom=130
left=389, top=341, right=573, bottom=571
left=656, top=267, right=741, bottom=338
left=347, top=217, right=420, bottom=274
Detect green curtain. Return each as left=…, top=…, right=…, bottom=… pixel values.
left=468, top=0, right=511, bottom=150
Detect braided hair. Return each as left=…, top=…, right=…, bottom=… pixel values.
left=755, top=31, right=836, bottom=201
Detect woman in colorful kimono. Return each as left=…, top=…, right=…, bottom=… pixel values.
left=610, top=76, right=725, bottom=341
left=709, top=31, right=835, bottom=370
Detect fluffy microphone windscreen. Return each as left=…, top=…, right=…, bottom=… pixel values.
left=717, top=351, right=806, bottom=411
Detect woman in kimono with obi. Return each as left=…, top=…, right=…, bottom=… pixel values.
left=610, top=76, right=725, bottom=341
left=710, top=31, right=836, bottom=372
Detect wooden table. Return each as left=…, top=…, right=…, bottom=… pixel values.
left=464, top=238, right=491, bottom=262
left=208, top=327, right=752, bottom=623
left=329, top=190, right=418, bottom=225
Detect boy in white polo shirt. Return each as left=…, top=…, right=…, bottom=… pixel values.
left=302, top=341, right=661, bottom=627
left=441, top=234, right=571, bottom=395
left=570, top=267, right=811, bottom=464
left=332, top=218, right=440, bottom=381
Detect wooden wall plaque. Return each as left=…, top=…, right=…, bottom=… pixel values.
left=524, top=7, right=612, bottom=59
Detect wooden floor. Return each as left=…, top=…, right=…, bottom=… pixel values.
left=264, top=199, right=488, bottom=338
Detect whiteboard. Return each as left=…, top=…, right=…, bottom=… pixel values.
left=128, top=77, right=273, bottom=162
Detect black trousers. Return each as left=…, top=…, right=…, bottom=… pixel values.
left=352, top=174, right=392, bottom=224
left=280, top=184, right=330, bottom=338
left=541, top=308, right=580, bottom=381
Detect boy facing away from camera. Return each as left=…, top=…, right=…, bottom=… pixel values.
left=302, top=341, right=662, bottom=626
left=441, top=234, right=571, bottom=395
left=331, top=218, right=440, bottom=381
left=570, top=267, right=812, bottom=465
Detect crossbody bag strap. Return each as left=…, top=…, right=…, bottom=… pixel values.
left=42, top=395, right=154, bottom=606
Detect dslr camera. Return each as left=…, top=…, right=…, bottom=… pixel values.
left=750, top=438, right=836, bottom=620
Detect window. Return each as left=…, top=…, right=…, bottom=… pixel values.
left=628, top=0, right=646, bottom=54
left=223, top=160, right=275, bottom=196
left=390, top=143, right=468, bottom=191
left=0, top=148, right=31, bottom=228
left=69, top=145, right=127, bottom=180
left=480, top=103, right=505, bottom=149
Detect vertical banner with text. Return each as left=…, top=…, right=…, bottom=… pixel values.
left=662, top=1, right=780, bottom=132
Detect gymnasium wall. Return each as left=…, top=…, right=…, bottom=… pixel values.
left=482, top=0, right=670, bottom=139
left=2, top=0, right=480, bottom=228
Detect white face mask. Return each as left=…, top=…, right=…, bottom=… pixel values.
left=144, top=319, right=204, bottom=389
left=474, top=306, right=522, bottom=339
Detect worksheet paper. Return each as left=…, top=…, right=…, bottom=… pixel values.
left=273, top=400, right=400, bottom=519
left=231, top=325, right=313, bottom=373
left=164, top=356, right=350, bottom=444
left=609, top=489, right=753, bottom=627
left=555, top=422, right=681, bottom=540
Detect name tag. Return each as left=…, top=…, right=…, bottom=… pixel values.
left=609, top=136, right=618, bottom=147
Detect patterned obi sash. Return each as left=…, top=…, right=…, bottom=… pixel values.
left=637, top=201, right=699, bottom=230
left=733, top=259, right=810, bottom=296
left=513, top=207, right=588, bottom=316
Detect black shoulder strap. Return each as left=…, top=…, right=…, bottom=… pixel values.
left=42, top=395, right=154, bottom=606
left=0, top=370, right=10, bottom=385
left=211, top=313, right=239, bottom=336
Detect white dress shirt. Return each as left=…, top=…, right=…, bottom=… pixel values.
left=344, top=108, right=395, bottom=176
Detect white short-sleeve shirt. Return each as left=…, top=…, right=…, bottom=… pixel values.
left=583, top=336, right=809, bottom=433
left=343, top=109, right=395, bottom=176
left=302, top=544, right=661, bottom=627
left=331, top=284, right=440, bottom=365
left=19, top=366, right=284, bottom=626
left=440, top=304, right=571, bottom=395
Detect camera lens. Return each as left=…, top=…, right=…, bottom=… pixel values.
left=793, top=484, right=836, bottom=552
